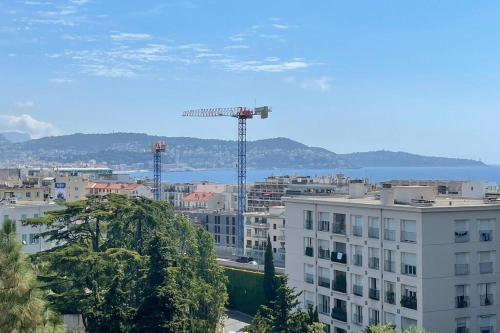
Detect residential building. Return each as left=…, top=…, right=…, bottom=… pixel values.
left=0, top=185, right=44, bottom=202
left=284, top=183, right=500, bottom=333
left=87, top=182, right=152, bottom=199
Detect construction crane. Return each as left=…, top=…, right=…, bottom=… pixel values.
left=182, top=106, right=271, bottom=252
left=151, top=141, right=166, bottom=200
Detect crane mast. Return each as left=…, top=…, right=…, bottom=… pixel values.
left=182, top=106, right=270, bottom=253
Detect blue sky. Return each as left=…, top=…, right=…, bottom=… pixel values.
left=1, top=1, right=499, bottom=163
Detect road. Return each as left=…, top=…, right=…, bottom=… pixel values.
left=224, top=309, right=253, bottom=333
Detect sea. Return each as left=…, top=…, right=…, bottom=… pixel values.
left=130, top=166, right=500, bottom=185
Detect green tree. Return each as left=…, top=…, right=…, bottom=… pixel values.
left=263, top=234, right=277, bottom=305
left=247, top=275, right=325, bottom=333
left=0, top=220, right=63, bottom=333
left=365, top=325, right=429, bottom=333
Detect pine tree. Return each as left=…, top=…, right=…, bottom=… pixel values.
left=0, top=220, right=63, bottom=332
left=263, top=234, right=277, bottom=305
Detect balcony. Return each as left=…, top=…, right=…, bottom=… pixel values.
left=455, top=231, right=469, bottom=243
left=332, top=278, right=347, bottom=293
left=318, top=248, right=330, bottom=260
left=304, top=219, right=313, bottom=230
left=402, top=264, right=417, bottom=276
left=352, top=254, right=362, bottom=266
left=332, top=222, right=346, bottom=235
left=304, top=273, right=314, bottom=284
left=455, top=296, right=469, bottom=308
left=479, top=230, right=493, bottom=242
left=480, top=294, right=493, bottom=306
left=352, top=225, right=363, bottom=237
left=400, top=295, right=417, bottom=310
left=352, top=314, right=363, bottom=326
left=369, top=288, right=380, bottom=300
left=305, top=246, right=314, bottom=257
left=369, top=257, right=380, bottom=270
left=456, top=328, right=470, bottom=333
left=353, top=284, right=363, bottom=297
left=318, top=276, right=330, bottom=289
left=455, top=264, right=470, bottom=276
left=331, top=251, right=347, bottom=264
left=318, top=220, right=330, bottom=232
left=384, top=229, right=396, bottom=241
left=480, top=262, right=493, bottom=274
left=331, top=308, right=347, bottom=322
left=385, top=291, right=396, bottom=305
left=401, top=231, right=416, bottom=243
left=368, top=227, right=380, bottom=239
left=384, top=260, right=396, bottom=273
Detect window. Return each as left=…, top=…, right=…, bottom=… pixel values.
left=369, top=308, right=380, bottom=326
left=29, top=233, right=39, bottom=245
left=318, top=266, right=330, bottom=289
left=384, top=218, right=397, bottom=241
left=303, top=291, right=314, bottom=309
left=304, top=210, right=313, bottom=230
left=351, top=245, right=363, bottom=266
left=318, top=239, right=330, bottom=260
left=332, top=213, right=346, bottom=234
left=318, top=212, right=330, bottom=232
left=368, top=277, right=380, bottom=300
left=455, top=220, right=470, bottom=243
left=351, top=215, right=363, bottom=237
left=456, top=317, right=469, bottom=333
left=479, top=219, right=494, bottom=242
left=273, top=235, right=276, bottom=242
left=455, top=253, right=470, bottom=275
left=401, top=317, right=417, bottom=330
left=479, top=283, right=495, bottom=306
left=318, top=294, right=330, bottom=315
left=332, top=242, right=347, bottom=264
left=351, top=273, right=363, bottom=297
left=332, top=299, right=347, bottom=322
left=333, top=270, right=347, bottom=293
left=368, top=217, right=380, bottom=239
left=246, top=229, right=251, bottom=237
left=456, top=285, right=469, bottom=308
left=401, top=220, right=416, bottom=243
left=401, top=252, right=417, bottom=276
left=401, top=285, right=417, bottom=310
left=21, top=234, right=28, bottom=245
left=384, top=249, right=396, bottom=273
left=368, top=247, right=380, bottom=270
left=351, top=304, right=363, bottom=326
left=33, top=213, right=39, bottom=218
left=479, top=251, right=495, bottom=274
left=478, top=315, right=495, bottom=333
left=385, top=281, right=396, bottom=304
left=3, top=215, right=9, bottom=222
left=304, top=264, right=314, bottom=284
left=304, top=237, right=314, bottom=257
left=384, top=312, right=396, bottom=326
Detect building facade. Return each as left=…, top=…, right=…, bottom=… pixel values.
left=284, top=185, right=500, bottom=333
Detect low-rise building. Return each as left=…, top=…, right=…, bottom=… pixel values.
left=87, top=182, right=152, bottom=199
left=182, top=192, right=225, bottom=210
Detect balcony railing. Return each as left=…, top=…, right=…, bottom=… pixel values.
left=402, top=264, right=417, bottom=276
left=331, top=308, right=347, bottom=322
left=318, top=248, right=330, bottom=260
left=456, top=328, right=470, bottom=333
left=304, top=246, right=314, bottom=257
left=318, top=220, right=330, bottom=232
left=401, top=231, right=416, bottom=243
left=400, top=295, right=417, bottom=310
left=333, top=278, right=347, bottom=293
left=304, top=219, right=313, bottom=230
left=331, top=251, right=347, bottom=264
left=304, top=273, right=314, bottom=284
left=369, top=257, right=380, bottom=270
left=369, top=318, right=380, bottom=326
left=352, top=225, right=363, bottom=237
left=455, top=231, right=469, bottom=243
left=480, top=262, right=493, bottom=274
left=384, top=260, right=396, bottom=273
left=479, top=230, right=493, bottom=242
left=368, top=227, right=380, bottom=239
left=318, top=276, right=330, bottom=289
left=353, top=284, right=363, bottom=297
left=332, top=222, right=346, bottom=235
left=455, top=296, right=469, bottom=308
left=352, top=254, right=362, bottom=266
left=384, top=229, right=396, bottom=241
left=455, top=264, right=470, bottom=275
left=369, top=288, right=380, bottom=300
left=385, top=291, right=396, bottom=304
left=480, top=294, right=493, bottom=306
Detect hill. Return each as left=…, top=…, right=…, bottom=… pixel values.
left=0, top=133, right=485, bottom=169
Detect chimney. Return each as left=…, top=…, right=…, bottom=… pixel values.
left=349, top=180, right=366, bottom=199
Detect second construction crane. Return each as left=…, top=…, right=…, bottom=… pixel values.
left=182, top=106, right=271, bottom=252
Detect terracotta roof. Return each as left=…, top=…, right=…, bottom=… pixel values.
left=183, top=192, right=215, bottom=202
left=87, top=182, right=140, bottom=191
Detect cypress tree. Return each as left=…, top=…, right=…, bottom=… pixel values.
left=263, top=234, right=277, bottom=304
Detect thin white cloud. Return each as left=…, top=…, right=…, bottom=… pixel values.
left=301, top=76, right=332, bottom=92
left=0, top=114, right=61, bottom=138
left=222, top=60, right=310, bottom=73
left=229, top=34, right=245, bottom=42
left=224, top=45, right=250, bottom=50
left=49, top=77, right=74, bottom=84
left=15, top=101, right=35, bottom=108
left=272, top=23, right=288, bottom=30
left=111, top=32, right=153, bottom=42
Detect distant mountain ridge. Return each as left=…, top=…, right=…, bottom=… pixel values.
left=0, top=133, right=485, bottom=169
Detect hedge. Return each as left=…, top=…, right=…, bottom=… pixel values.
left=224, top=267, right=265, bottom=315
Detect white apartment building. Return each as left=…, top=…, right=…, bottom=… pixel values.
left=0, top=200, right=61, bottom=254
left=284, top=184, right=500, bottom=333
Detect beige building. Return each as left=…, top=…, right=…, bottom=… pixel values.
left=87, top=182, right=152, bottom=199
